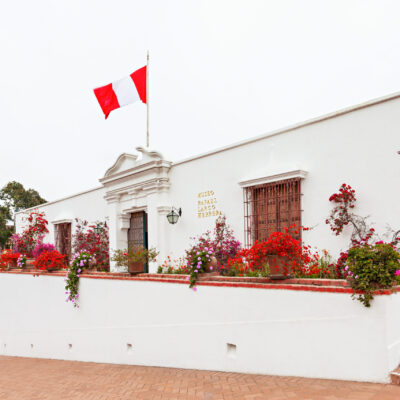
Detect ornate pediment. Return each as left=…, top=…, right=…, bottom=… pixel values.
left=103, top=153, right=139, bottom=178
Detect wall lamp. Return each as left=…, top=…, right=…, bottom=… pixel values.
left=167, top=207, right=182, bottom=224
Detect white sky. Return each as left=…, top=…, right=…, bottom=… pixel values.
left=1, top=0, right=400, bottom=201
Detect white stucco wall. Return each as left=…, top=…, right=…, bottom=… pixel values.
left=15, top=94, right=400, bottom=266
left=15, top=186, right=108, bottom=246
left=167, top=95, right=400, bottom=259
left=0, top=273, right=399, bottom=383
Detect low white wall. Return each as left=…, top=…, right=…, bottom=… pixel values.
left=0, top=273, right=399, bottom=383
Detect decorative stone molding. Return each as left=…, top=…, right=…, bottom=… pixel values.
left=103, top=153, right=138, bottom=178
left=118, top=214, right=131, bottom=231
left=239, top=169, right=308, bottom=187
left=104, top=193, right=121, bottom=204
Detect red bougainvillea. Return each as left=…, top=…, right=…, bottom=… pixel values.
left=10, top=211, right=49, bottom=257
left=226, top=225, right=321, bottom=277
left=325, top=183, right=356, bottom=236
left=72, top=219, right=109, bottom=271
left=34, top=250, right=66, bottom=271
left=0, top=250, right=21, bottom=268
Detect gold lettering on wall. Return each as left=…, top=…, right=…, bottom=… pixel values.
left=197, top=190, right=223, bottom=218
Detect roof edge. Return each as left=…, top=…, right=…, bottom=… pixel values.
left=15, top=186, right=104, bottom=215
left=172, top=90, right=400, bottom=167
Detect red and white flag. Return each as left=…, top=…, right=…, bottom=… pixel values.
left=94, top=66, right=146, bottom=119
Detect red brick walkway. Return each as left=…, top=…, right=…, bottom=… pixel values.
left=0, top=356, right=399, bottom=400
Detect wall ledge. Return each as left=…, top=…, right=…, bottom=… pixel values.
left=1, top=269, right=399, bottom=295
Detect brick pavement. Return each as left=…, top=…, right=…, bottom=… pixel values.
left=0, top=356, right=399, bottom=400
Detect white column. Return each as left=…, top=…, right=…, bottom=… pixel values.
left=106, top=194, right=129, bottom=273
left=157, top=206, right=171, bottom=267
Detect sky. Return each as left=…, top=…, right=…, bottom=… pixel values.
left=1, top=0, right=400, bottom=201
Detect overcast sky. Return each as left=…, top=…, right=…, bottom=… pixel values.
left=1, top=0, right=400, bottom=201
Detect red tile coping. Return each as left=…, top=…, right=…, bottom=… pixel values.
left=0, top=268, right=399, bottom=295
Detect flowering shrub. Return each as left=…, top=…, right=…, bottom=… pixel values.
left=346, top=243, right=400, bottom=307
left=0, top=250, right=21, bottom=267
left=111, top=246, right=158, bottom=267
left=186, top=244, right=216, bottom=288
left=185, top=216, right=241, bottom=288
left=227, top=226, right=310, bottom=277
left=17, top=254, right=26, bottom=268
left=32, top=242, right=55, bottom=258
left=297, top=249, right=336, bottom=279
left=10, top=211, right=49, bottom=257
left=72, top=219, right=109, bottom=271
left=34, top=250, right=66, bottom=271
left=157, top=256, right=189, bottom=274
left=212, top=216, right=241, bottom=270
left=65, top=252, right=94, bottom=308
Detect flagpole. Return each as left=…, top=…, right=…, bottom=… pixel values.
left=146, top=50, right=150, bottom=148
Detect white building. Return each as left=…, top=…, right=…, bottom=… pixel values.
left=16, top=91, right=400, bottom=271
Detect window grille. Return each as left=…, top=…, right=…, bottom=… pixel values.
left=243, top=178, right=302, bottom=247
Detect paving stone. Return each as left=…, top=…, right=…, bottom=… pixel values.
left=0, top=356, right=399, bottom=400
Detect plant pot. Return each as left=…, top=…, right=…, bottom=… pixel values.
left=266, top=255, right=291, bottom=280
left=204, top=256, right=218, bottom=273
left=7, top=261, right=17, bottom=270
left=128, top=261, right=145, bottom=274
left=46, top=267, right=59, bottom=272
left=26, top=258, right=35, bottom=268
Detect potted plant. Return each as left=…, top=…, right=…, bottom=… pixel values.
left=112, top=246, right=158, bottom=274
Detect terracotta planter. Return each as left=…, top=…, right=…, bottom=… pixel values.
left=204, top=256, right=218, bottom=273
left=7, top=261, right=17, bottom=270
left=46, top=267, right=59, bottom=272
left=26, top=258, right=35, bottom=268
left=266, top=255, right=291, bottom=280
left=128, top=261, right=145, bottom=274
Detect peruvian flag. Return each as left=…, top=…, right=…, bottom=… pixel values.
left=94, top=66, right=146, bottom=119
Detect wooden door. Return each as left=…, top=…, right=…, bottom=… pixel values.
left=54, top=223, right=72, bottom=261
left=127, top=211, right=148, bottom=272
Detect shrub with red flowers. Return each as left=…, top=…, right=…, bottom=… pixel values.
left=72, top=219, right=109, bottom=271
left=32, top=242, right=56, bottom=258
left=34, top=250, right=66, bottom=271
left=0, top=249, right=20, bottom=268
left=226, top=226, right=310, bottom=277
left=9, top=211, right=49, bottom=257
left=326, top=183, right=374, bottom=246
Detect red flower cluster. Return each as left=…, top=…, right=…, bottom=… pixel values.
left=0, top=250, right=20, bottom=268
left=10, top=211, right=49, bottom=257
left=326, top=184, right=356, bottom=236
left=72, top=219, right=109, bottom=270
left=226, top=226, right=315, bottom=277
left=34, top=250, right=66, bottom=271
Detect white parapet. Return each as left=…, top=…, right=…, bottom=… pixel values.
left=0, top=273, right=399, bottom=383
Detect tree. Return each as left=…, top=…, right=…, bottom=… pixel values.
left=0, top=181, right=46, bottom=248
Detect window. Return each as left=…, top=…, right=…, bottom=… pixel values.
left=54, top=223, right=72, bottom=260
left=244, top=178, right=301, bottom=246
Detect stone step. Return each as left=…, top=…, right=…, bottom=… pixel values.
left=391, top=366, right=400, bottom=385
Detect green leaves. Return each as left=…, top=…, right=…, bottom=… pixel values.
left=0, top=181, right=46, bottom=248
left=347, top=243, right=400, bottom=307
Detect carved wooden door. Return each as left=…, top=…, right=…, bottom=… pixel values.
left=127, top=211, right=148, bottom=272
left=54, top=223, right=72, bottom=261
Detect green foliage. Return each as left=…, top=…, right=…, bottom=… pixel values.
left=111, top=246, right=158, bottom=267
left=0, top=181, right=46, bottom=248
left=347, top=243, right=400, bottom=307
left=65, top=252, right=94, bottom=308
